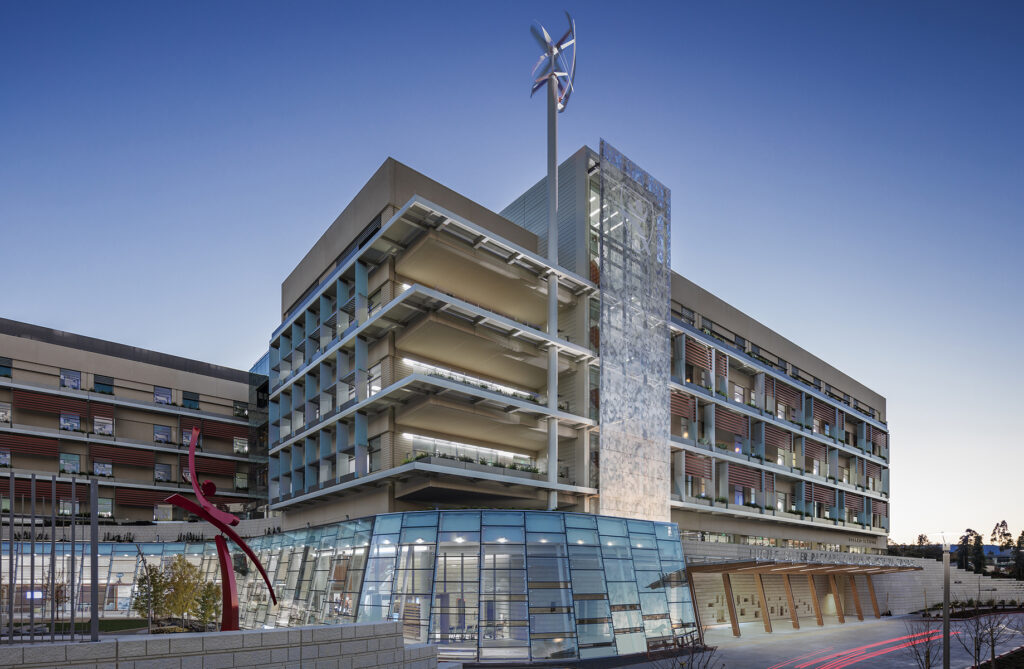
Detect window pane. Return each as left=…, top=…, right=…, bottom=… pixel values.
left=60, top=369, right=81, bottom=390
left=574, top=599, right=610, bottom=621
left=153, top=386, right=171, bottom=404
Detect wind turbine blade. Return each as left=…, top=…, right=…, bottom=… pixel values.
left=530, top=23, right=552, bottom=50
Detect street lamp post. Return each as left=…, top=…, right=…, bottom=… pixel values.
left=943, top=541, right=950, bottom=669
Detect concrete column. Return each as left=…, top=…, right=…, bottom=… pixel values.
left=355, top=260, right=368, bottom=324
left=354, top=338, right=368, bottom=402
left=672, top=334, right=685, bottom=381
left=354, top=413, right=368, bottom=476
left=672, top=451, right=686, bottom=499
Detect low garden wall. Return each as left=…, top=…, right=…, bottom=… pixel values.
left=0, top=621, right=436, bottom=669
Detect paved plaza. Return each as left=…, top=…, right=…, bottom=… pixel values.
left=703, top=614, right=1024, bottom=668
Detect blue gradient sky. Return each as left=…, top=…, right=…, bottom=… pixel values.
left=2, top=2, right=1022, bottom=543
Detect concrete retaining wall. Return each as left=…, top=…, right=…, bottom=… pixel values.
left=0, top=621, right=436, bottom=669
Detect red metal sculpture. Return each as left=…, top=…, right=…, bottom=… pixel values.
left=165, top=427, right=276, bottom=631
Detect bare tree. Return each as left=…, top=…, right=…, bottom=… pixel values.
left=903, top=617, right=943, bottom=669
left=956, top=611, right=1019, bottom=669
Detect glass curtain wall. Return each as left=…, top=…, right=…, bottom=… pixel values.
left=0, top=511, right=695, bottom=662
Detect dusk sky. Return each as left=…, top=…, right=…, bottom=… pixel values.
left=2, top=1, right=1022, bottom=543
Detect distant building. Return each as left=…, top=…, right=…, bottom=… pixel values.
left=0, top=318, right=265, bottom=522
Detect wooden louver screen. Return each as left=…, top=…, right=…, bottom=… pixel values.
left=804, top=439, right=826, bottom=461
left=670, top=391, right=695, bottom=420
left=685, top=454, right=712, bottom=479
left=180, top=454, right=236, bottom=477
left=116, top=488, right=165, bottom=508
left=812, top=399, right=835, bottom=424
left=715, top=351, right=728, bottom=378
left=89, top=403, right=115, bottom=419
left=203, top=420, right=248, bottom=441
left=865, top=461, right=881, bottom=478
left=869, top=427, right=887, bottom=448
left=728, top=463, right=761, bottom=490
left=764, top=423, right=790, bottom=450
left=11, top=480, right=89, bottom=501
left=12, top=389, right=61, bottom=414
left=765, top=472, right=775, bottom=494
left=812, top=485, right=836, bottom=505
left=845, top=493, right=864, bottom=511
left=775, top=382, right=800, bottom=410
left=90, top=444, right=155, bottom=468
left=874, top=500, right=888, bottom=516
left=685, top=338, right=711, bottom=371
left=0, top=433, right=59, bottom=457
left=715, top=405, right=748, bottom=438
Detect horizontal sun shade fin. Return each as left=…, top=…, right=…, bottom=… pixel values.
left=116, top=488, right=165, bottom=508
left=715, top=351, right=728, bottom=378
left=845, top=493, right=863, bottom=511
left=670, top=392, right=695, bottom=420
left=813, top=399, right=834, bottom=423
left=12, top=389, right=61, bottom=414
left=727, top=463, right=761, bottom=490
left=685, top=337, right=711, bottom=371
left=766, top=472, right=775, bottom=494
left=812, top=485, right=836, bottom=505
left=774, top=382, right=800, bottom=410
left=865, top=461, right=882, bottom=478
left=90, top=444, right=155, bottom=468
left=180, top=455, right=236, bottom=477
left=869, top=427, right=887, bottom=448
left=715, top=405, right=748, bottom=438
left=764, top=423, right=790, bottom=450
left=0, top=433, right=59, bottom=457
left=179, top=418, right=202, bottom=433
left=874, top=500, right=888, bottom=516
left=685, top=454, right=711, bottom=479
left=804, top=439, right=826, bottom=461
left=89, top=403, right=115, bottom=419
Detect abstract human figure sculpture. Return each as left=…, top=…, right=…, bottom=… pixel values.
left=165, top=426, right=276, bottom=631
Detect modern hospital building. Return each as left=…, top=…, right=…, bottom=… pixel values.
left=10, top=142, right=988, bottom=662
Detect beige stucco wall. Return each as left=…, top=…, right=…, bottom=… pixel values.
left=281, top=158, right=539, bottom=318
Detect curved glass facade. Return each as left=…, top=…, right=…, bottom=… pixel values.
left=235, top=510, right=696, bottom=661
left=0, top=511, right=696, bottom=662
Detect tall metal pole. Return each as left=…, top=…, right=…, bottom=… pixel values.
left=29, top=475, right=35, bottom=643
left=70, top=478, right=75, bottom=641
left=545, top=66, right=560, bottom=512
left=89, top=479, right=98, bottom=642
left=50, top=476, right=55, bottom=642
left=7, top=472, right=13, bottom=644
left=943, top=542, right=950, bottom=669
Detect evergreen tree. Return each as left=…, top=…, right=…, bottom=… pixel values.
left=958, top=529, right=976, bottom=570
left=972, top=533, right=987, bottom=574
left=1012, top=531, right=1024, bottom=581
left=990, top=520, right=1013, bottom=549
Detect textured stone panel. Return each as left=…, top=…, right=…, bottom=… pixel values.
left=598, top=139, right=671, bottom=522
